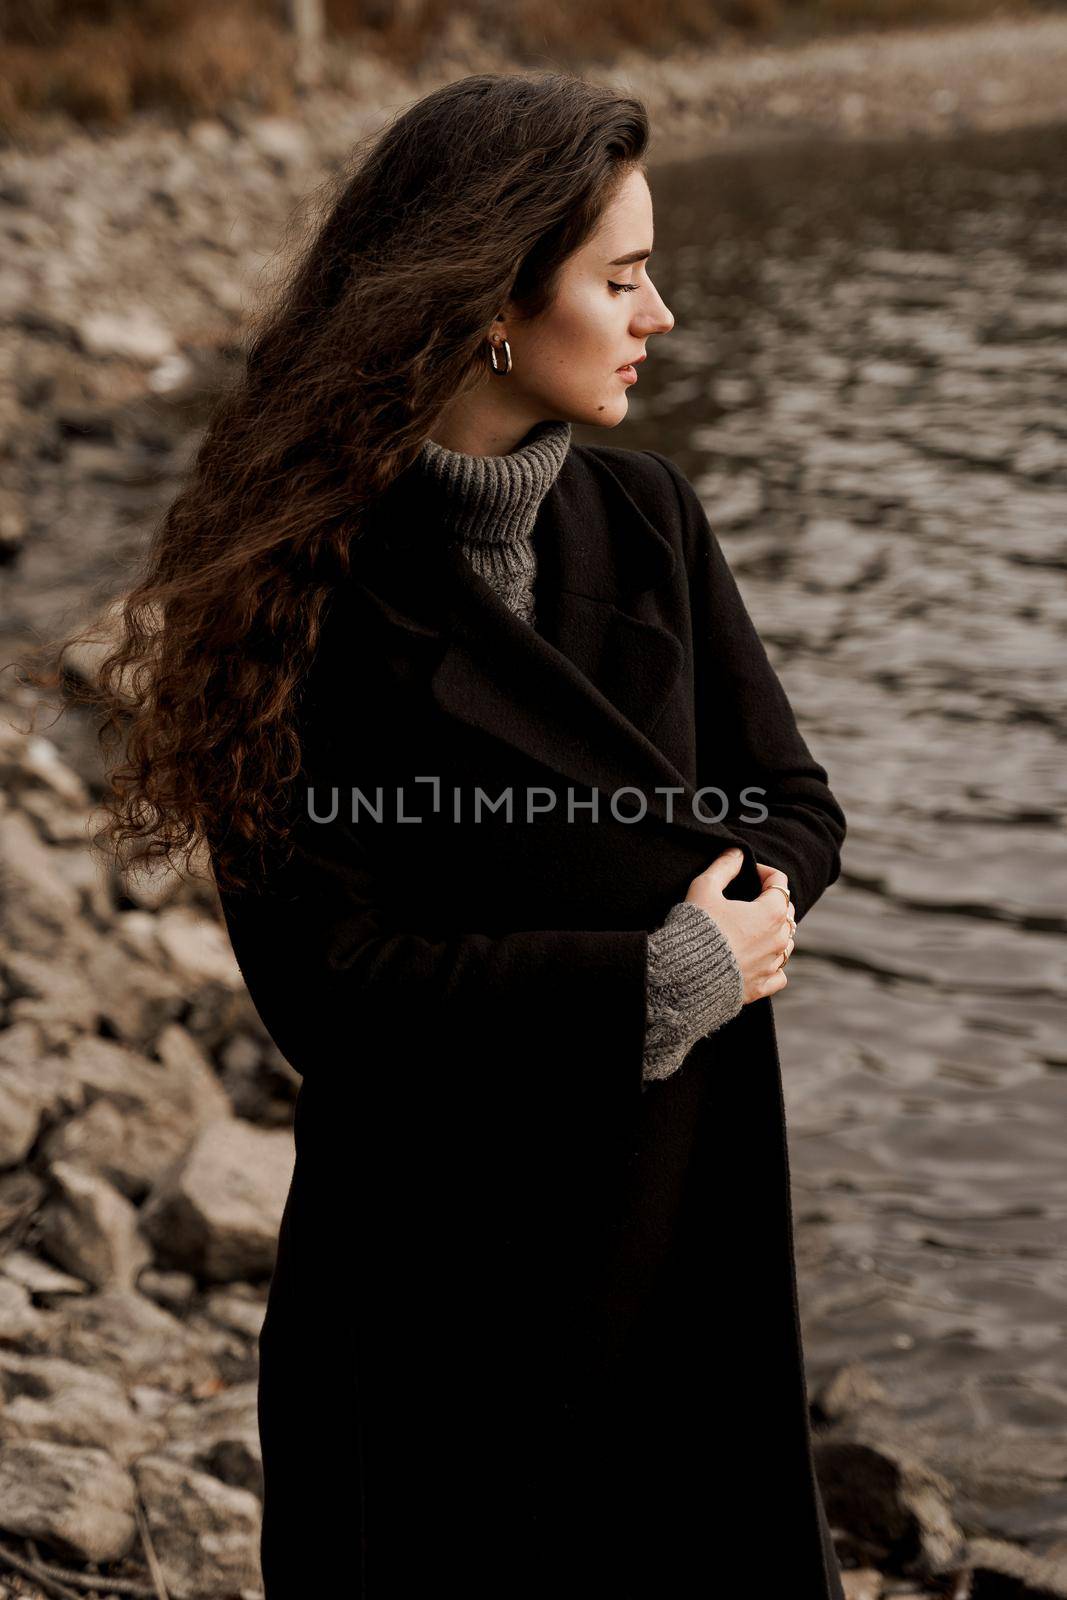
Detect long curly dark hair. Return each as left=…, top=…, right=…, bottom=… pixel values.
left=16, top=71, right=650, bottom=896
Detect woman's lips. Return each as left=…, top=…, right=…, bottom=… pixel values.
left=616, top=364, right=638, bottom=383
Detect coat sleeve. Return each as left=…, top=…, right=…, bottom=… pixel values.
left=210, top=795, right=650, bottom=1115
left=643, top=449, right=847, bottom=925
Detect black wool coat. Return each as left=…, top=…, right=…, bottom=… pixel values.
left=213, top=441, right=848, bottom=1598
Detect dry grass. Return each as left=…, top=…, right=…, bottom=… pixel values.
left=0, top=1, right=296, bottom=133
left=0, top=0, right=1056, bottom=139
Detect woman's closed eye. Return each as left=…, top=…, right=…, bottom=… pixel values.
left=607, top=280, right=639, bottom=294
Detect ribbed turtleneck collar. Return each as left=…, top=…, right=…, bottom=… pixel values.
left=416, top=419, right=571, bottom=548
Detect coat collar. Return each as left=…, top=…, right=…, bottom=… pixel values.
left=346, top=444, right=738, bottom=848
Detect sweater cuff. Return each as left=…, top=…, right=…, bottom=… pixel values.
left=641, top=901, right=744, bottom=1085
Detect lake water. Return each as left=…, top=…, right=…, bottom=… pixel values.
left=592, top=122, right=1067, bottom=1545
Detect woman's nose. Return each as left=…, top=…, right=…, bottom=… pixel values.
left=636, top=299, right=674, bottom=336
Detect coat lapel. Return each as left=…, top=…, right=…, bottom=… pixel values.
left=350, top=445, right=739, bottom=849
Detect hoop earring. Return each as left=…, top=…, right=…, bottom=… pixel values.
left=488, top=337, right=512, bottom=376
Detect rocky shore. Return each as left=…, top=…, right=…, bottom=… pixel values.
left=2, top=13, right=1066, bottom=1597
left=0, top=715, right=284, bottom=1594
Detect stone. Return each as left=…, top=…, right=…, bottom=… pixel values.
left=132, top=1453, right=261, bottom=1599
left=0, top=1248, right=86, bottom=1299
left=0, top=1276, right=50, bottom=1347
left=966, top=1536, right=1067, bottom=1597
left=78, top=308, right=175, bottom=363
left=0, top=1350, right=164, bottom=1463
left=54, top=1288, right=219, bottom=1395
left=41, top=1026, right=231, bottom=1201
left=0, top=1067, right=44, bottom=1169
left=163, top=1379, right=262, bottom=1497
left=139, top=1118, right=293, bottom=1283
left=814, top=1437, right=964, bottom=1576
left=154, top=904, right=244, bottom=989
left=0, top=1438, right=137, bottom=1564
left=0, top=810, right=82, bottom=950
left=37, top=1160, right=152, bottom=1290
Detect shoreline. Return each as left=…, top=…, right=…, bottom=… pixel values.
left=3, top=13, right=1067, bottom=164
left=2, top=14, right=1067, bottom=164
left=625, top=12, right=1067, bottom=162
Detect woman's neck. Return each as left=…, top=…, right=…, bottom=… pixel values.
left=426, top=392, right=568, bottom=458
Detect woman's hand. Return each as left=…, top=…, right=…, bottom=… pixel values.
left=684, top=849, right=796, bottom=1004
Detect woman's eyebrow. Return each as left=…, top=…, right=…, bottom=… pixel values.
left=608, top=248, right=652, bottom=265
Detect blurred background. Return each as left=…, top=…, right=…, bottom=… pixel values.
left=1, top=6, right=1066, bottom=1599
left=1, top=0, right=1065, bottom=134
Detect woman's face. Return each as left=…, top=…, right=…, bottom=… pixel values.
left=501, top=166, right=674, bottom=430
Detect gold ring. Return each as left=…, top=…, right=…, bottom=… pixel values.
left=766, top=885, right=791, bottom=904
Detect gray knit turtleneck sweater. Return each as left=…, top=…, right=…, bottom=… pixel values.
left=417, top=419, right=744, bottom=1084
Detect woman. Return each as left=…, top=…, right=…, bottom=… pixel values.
left=48, top=73, right=847, bottom=1596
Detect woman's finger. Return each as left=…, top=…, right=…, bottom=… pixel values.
left=754, top=860, right=790, bottom=894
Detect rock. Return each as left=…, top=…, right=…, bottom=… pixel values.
left=0, top=1066, right=44, bottom=1169
left=0, top=809, right=82, bottom=952
left=0, top=479, right=30, bottom=554
left=966, top=1536, right=1067, bottom=1597
left=4, top=946, right=105, bottom=1044
left=0, top=1276, right=50, bottom=1348
left=12, top=307, right=78, bottom=347
left=812, top=1361, right=892, bottom=1426
left=155, top=1024, right=233, bottom=1121
left=115, top=906, right=170, bottom=955
left=219, top=1025, right=299, bottom=1126
left=182, top=1308, right=258, bottom=1387
left=0, top=1248, right=86, bottom=1299
left=120, top=857, right=186, bottom=912
left=154, top=903, right=244, bottom=989
left=42, top=1027, right=231, bottom=1202
left=78, top=307, right=175, bottom=363
left=186, top=118, right=232, bottom=154
left=132, top=1452, right=261, bottom=1599
left=245, top=115, right=311, bottom=170
left=79, top=933, right=187, bottom=1049
left=54, top=1288, right=220, bottom=1395
left=138, top=1267, right=198, bottom=1312
left=0, top=1350, right=164, bottom=1463
left=19, top=787, right=101, bottom=852
left=139, top=1118, right=293, bottom=1283
left=0, top=1021, right=45, bottom=1074
left=57, top=1030, right=228, bottom=1122
left=37, top=1159, right=152, bottom=1290
left=0, top=1438, right=137, bottom=1564
left=38, top=1034, right=166, bottom=1115
left=4, top=915, right=233, bottom=1049
left=130, top=1383, right=179, bottom=1420
left=815, top=1437, right=965, bottom=1577
left=10, top=736, right=90, bottom=808
left=42, top=1096, right=192, bottom=1203
left=163, top=1379, right=262, bottom=1496
left=0, top=1169, right=46, bottom=1241
left=202, top=1288, right=266, bottom=1342
left=842, top=1572, right=884, bottom=1600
